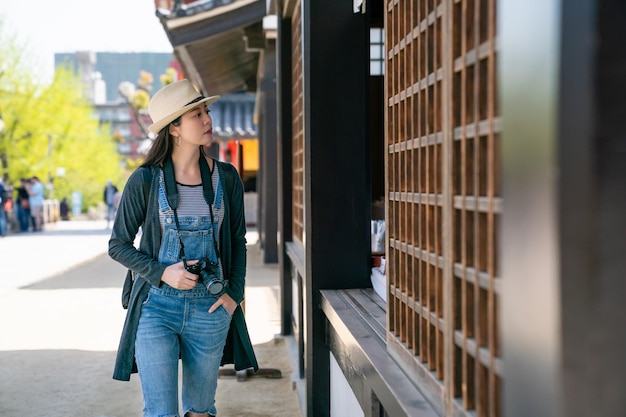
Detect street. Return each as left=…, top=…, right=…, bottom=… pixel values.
left=0, top=220, right=301, bottom=417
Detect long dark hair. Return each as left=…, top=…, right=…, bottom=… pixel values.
left=141, top=116, right=210, bottom=168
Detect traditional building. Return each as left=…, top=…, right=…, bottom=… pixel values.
left=155, top=1, right=626, bottom=416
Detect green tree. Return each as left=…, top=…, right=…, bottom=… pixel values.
left=41, top=66, right=122, bottom=210
left=0, top=19, right=122, bottom=212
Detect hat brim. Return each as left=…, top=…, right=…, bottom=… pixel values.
left=148, top=95, right=220, bottom=134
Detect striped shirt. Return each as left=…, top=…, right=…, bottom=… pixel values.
left=158, top=166, right=225, bottom=227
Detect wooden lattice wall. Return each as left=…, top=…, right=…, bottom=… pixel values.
left=291, top=2, right=304, bottom=243
left=385, top=1, right=501, bottom=416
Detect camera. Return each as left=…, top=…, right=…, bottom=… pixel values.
left=186, top=258, right=227, bottom=295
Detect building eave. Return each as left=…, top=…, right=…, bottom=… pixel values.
left=157, top=0, right=266, bottom=95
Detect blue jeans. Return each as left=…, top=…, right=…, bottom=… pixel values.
left=135, top=284, right=232, bottom=417
left=17, top=205, right=30, bottom=231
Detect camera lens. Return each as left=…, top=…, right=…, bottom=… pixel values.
left=206, top=278, right=224, bottom=295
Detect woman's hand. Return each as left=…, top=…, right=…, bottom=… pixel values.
left=161, top=260, right=200, bottom=290
left=209, top=293, right=237, bottom=315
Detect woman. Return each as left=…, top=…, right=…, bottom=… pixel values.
left=109, top=79, right=258, bottom=417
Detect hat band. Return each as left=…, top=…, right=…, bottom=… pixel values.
left=185, top=96, right=206, bottom=106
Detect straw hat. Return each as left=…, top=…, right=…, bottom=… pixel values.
left=147, top=79, right=220, bottom=134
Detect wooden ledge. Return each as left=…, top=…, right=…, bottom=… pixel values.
left=321, top=289, right=438, bottom=417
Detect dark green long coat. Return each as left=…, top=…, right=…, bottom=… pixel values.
left=108, top=161, right=258, bottom=381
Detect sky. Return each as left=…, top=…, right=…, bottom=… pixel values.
left=0, top=0, right=173, bottom=82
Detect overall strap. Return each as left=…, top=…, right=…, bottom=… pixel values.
left=198, top=153, right=215, bottom=207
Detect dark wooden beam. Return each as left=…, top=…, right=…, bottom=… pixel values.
left=276, top=15, right=294, bottom=336
left=301, top=1, right=371, bottom=415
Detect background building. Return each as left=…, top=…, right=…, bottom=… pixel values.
left=55, top=51, right=175, bottom=103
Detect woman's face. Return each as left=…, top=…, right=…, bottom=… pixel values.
left=170, top=104, right=213, bottom=147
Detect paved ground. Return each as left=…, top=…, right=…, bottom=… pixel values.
left=0, top=220, right=302, bottom=417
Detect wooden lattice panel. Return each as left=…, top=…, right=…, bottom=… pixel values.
left=291, top=2, right=304, bottom=244
left=385, top=1, right=501, bottom=416
left=387, top=0, right=445, bottom=383
left=451, top=0, right=501, bottom=415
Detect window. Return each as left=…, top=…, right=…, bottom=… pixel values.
left=370, top=28, right=385, bottom=76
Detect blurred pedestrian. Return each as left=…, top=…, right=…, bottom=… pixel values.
left=27, top=176, right=45, bottom=232
left=0, top=178, right=7, bottom=237
left=108, top=79, right=257, bottom=417
left=16, top=179, right=31, bottom=232
left=60, top=197, right=70, bottom=221
left=104, top=180, right=118, bottom=228
left=2, top=184, right=13, bottom=235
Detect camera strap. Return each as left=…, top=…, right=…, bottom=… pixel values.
left=163, top=153, right=221, bottom=268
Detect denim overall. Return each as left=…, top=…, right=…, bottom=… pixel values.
left=135, top=171, right=231, bottom=417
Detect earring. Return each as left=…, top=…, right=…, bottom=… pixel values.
left=175, top=136, right=181, bottom=146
